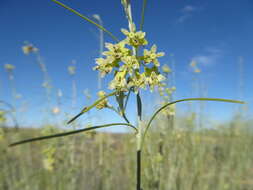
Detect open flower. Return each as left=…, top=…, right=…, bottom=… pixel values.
left=144, top=66, right=166, bottom=91
left=103, top=41, right=130, bottom=60
left=127, top=72, right=146, bottom=92
left=121, top=28, right=148, bottom=47
left=94, top=57, right=116, bottom=77
left=120, top=55, right=139, bottom=74
left=143, top=45, right=165, bottom=66
left=109, top=70, right=128, bottom=90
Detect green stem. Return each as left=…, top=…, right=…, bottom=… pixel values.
left=136, top=150, right=141, bottom=190
left=136, top=92, right=142, bottom=190
left=140, top=0, right=147, bottom=31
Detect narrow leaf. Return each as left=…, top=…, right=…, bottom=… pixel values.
left=9, top=123, right=138, bottom=147
left=67, top=91, right=118, bottom=124
left=52, top=0, right=119, bottom=42
left=141, top=98, right=245, bottom=148
left=136, top=92, right=142, bottom=120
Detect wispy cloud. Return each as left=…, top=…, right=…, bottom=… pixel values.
left=190, top=47, right=223, bottom=67
left=192, top=55, right=216, bottom=66
left=177, top=5, right=200, bottom=23
left=182, top=5, right=197, bottom=13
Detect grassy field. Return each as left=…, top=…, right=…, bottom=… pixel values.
left=1, top=115, right=253, bottom=190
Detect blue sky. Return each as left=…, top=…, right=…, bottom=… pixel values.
left=0, top=0, right=252, bottom=128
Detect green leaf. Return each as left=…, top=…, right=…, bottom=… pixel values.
left=52, top=0, right=119, bottom=42
left=141, top=98, right=245, bottom=148
left=116, top=91, right=125, bottom=114
left=9, top=123, right=138, bottom=147
left=136, top=92, right=142, bottom=119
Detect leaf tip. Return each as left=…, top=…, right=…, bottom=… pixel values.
left=67, top=112, right=83, bottom=124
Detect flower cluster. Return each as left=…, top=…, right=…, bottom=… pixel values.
left=94, top=28, right=166, bottom=92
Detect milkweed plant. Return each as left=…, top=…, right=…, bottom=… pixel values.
left=10, top=0, right=244, bottom=190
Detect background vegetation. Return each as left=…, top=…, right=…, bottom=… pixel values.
left=1, top=1, right=252, bottom=189
left=1, top=111, right=253, bottom=190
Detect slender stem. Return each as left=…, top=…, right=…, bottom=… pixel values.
left=122, top=1, right=143, bottom=188
left=92, top=14, right=104, bottom=89
left=136, top=150, right=141, bottom=190
left=140, top=0, right=147, bottom=31
left=136, top=92, right=142, bottom=190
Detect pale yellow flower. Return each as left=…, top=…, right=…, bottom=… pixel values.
left=120, top=55, right=139, bottom=74
left=143, top=45, right=165, bottom=66
left=109, top=70, right=127, bottom=90
left=127, top=72, right=146, bottom=92
left=68, top=66, right=76, bottom=75
left=103, top=41, right=130, bottom=59
left=144, top=67, right=166, bottom=91
left=96, top=90, right=109, bottom=109
left=4, top=64, right=15, bottom=71
left=52, top=107, right=60, bottom=115
left=190, top=60, right=197, bottom=67
left=43, top=157, right=54, bottom=172
left=162, top=64, right=171, bottom=73
left=93, top=29, right=167, bottom=92
left=121, top=28, right=148, bottom=46
left=94, top=57, right=116, bottom=77
left=22, top=44, right=38, bottom=55
left=194, top=68, right=201, bottom=73
left=42, top=146, right=56, bottom=172
left=165, top=86, right=176, bottom=95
